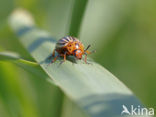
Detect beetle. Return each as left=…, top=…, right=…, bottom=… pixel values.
left=50, top=36, right=95, bottom=64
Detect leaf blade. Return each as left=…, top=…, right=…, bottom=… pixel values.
left=9, top=9, right=146, bottom=117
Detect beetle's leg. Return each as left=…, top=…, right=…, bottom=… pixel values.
left=59, top=51, right=67, bottom=65
left=52, top=49, right=56, bottom=57
left=84, top=53, right=88, bottom=64
left=48, top=49, right=56, bottom=60
left=52, top=56, right=58, bottom=63
left=84, top=52, right=90, bottom=64
left=84, top=53, right=91, bottom=64
left=64, top=52, right=66, bottom=61
left=84, top=51, right=95, bottom=64
left=48, top=55, right=59, bottom=66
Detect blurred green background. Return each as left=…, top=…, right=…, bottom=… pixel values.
left=0, top=0, right=156, bottom=117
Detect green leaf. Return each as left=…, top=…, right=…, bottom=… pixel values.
left=0, top=51, right=37, bottom=66
left=0, top=62, right=39, bottom=117
left=0, top=51, right=53, bottom=84
left=68, top=0, right=88, bottom=37
left=9, top=9, right=147, bottom=117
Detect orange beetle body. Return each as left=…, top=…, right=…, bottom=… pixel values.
left=50, top=36, right=94, bottom=64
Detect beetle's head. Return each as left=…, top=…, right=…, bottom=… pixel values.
left=74, top=49, right=83, bottom=59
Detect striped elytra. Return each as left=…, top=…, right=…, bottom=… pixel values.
left=50, top=36, right=94, bottom=64
left=56, top=36, right=79, bottom=48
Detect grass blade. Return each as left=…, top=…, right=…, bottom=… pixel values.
left=68, top=0, right=88, bottom=37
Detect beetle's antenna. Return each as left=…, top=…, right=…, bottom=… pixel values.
left=85, top=45, right=91, bottom=51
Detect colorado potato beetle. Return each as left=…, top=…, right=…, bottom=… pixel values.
left=50, top=36, right=95, bottom=64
